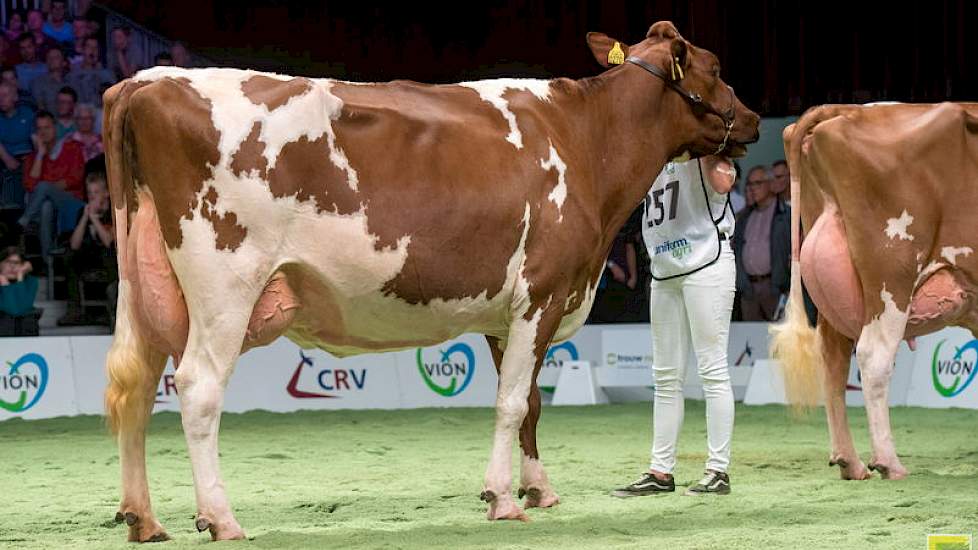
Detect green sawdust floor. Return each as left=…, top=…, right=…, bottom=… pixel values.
left=1, top=402, right=977, bottom=549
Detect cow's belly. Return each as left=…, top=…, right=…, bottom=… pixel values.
left=282, top=269, right=514, bottom=357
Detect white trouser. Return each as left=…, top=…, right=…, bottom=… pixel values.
left=649, top=242, right=736, bottom=474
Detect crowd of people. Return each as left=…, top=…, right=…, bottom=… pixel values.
left=0, top=2, right=192, bottom=333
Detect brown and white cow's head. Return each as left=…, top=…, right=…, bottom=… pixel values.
left=587, top=21, right=759, bottom=158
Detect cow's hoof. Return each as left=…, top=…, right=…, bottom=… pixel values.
left=481, top=490, right=529, bottom=521
left=116, top=511, right=169, bottom=543
left=196, top=516, right=246, bottom=541
left=520, top=486, right=560, bottom=509
left=829, top=456, right=871, bottom=480
left=868, top=461, right=908, bottom=480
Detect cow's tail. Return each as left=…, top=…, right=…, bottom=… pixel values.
left=768, top=109, right=840, bottom=410
left=103, top=80, right=164, bottom=435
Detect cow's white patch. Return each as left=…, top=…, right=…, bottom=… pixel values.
left=941, top=246, right=973, bottom=266
left=539, top=141, right=567, bottom=221
left=458, top=79, right=552, bottom=149
left=862, top=102, right=902, bottom=107
left=857, top=285, right=909, bottom=355
left=133, top=67, right=359, bottom=191
left=884, top=210, right=914, bottom=241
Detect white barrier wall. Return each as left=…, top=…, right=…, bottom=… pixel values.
left=5, top=324, right=978, bottom=421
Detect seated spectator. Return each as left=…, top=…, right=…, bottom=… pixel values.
left=732, top=165, right=791, bottom=322
left=29, top=47, right=67, bottom=112
left=42, top=1, right=74, bottom=45
left=589, top=206, right=644, bottom=323
left=25, top=10, right=57, bottom=60
left=170, top=41, right=192, bottom=67
left=69, top=104, right=102, bottom=161
left=0, top=246, right=37, bottom=318
left=69, top=18, right=92, bottom=66
left=14, top=33, right=46, bottom=93
left=1, top=68, right=36, bottom=109
left=109, top=26, right=142, bottom=80
left=18, top=110, right=85, bottom=258
left=66, top=37, right=115, bottom=107
left=53, top=85, right=77, bottom=139
left=727, top=160, right=747, bottom=214
left=0, top=82, right=34, bottom=208
left=59, top=172, right=116, bottom=325
left=4, top=11, right=25, bottom=43
left=153, top=51, right=173, bottom=66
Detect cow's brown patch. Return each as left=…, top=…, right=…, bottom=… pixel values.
left=200, top=186, right=247, bottom=251
left=241, top=75, right=312, bottom=111
left=328, top=82, right=543, bottom=306
left=229, top=122, right=268, bottom=179
left=127, top=77, right=221, bottom=249
left=266, top=135, right=361, bottom=215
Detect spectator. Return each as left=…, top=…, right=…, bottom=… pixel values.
left=589, top=206, right=643, bottom=323
left=771, top=159, right=790, bottom=204
left=170, top=41, right=192, bottom=67
left=14, top=33, right=46, bottom=92
left=2, top=67, right=36, bottom=109
left=0, top=246, right=37, bottom=318
left=0, top=81, right=34, bottom=208
left=29, top=47, right=67, bottom=111
left=109, top=26, right=142, bottom=80
left=59, top=172, right=115, bottom=325
left=25, top=10, right=57, bottom=60
left=732, top=166, right=791, bottom=322
left=4, top=12, right=25, bottom=43
left=18, top=110, right=86, bottom=258
left=153, top=51, right=173, bottom=66
left=69, top=19, right=91, bottom=67
left=42, top=0, right=74, bottom=45
left=69, top=103, right=102, bottom=161
left=53, top=85, right=77, bottom=139
left=66, top=37, right=115, bottom=107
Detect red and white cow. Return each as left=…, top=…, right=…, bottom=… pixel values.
left=103, top=21, right=758, bottom=541
left=772, top=102, right=978, bottom=480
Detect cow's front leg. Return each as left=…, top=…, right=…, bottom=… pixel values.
left=855, top=298, right=909, bottom=480
left=482, top=305, right=560, bottom=520
left=486, top=337, right=559, bottom=511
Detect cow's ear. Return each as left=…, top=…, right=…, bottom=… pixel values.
left=587, top=32, right=628, bottom=68
left=669, top=38, right=689, bottom=81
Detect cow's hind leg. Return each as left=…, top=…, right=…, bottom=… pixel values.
left=105, top=282, right=169, bottom=542
left=175, top=310, right=253, bottom=541
left=818, top=320, right=870, bottom=480
left=486, top=337, right=559, bottom=510
left=855, top=296, right=909, bottom=480
left=482, top=305, right=562, bottom=520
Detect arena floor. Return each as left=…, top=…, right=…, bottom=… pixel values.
left=1, top=402, right=975, bottom=549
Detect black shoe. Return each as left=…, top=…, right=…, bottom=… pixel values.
left=611, top=473, right=675, bottom=497
left=684, top=470, right=731, bottom=496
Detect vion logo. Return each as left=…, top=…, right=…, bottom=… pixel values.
left=932, top=339, right=978, bottom=398
left=416, top=342, right=475, bottom=397
left=287, top=350, right=366, bottom=398
left=544, top=342, right=579, bottom=368
left=0, top=353, right=48, bottom=413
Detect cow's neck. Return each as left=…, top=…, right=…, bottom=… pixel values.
left=580, top=67, right=691, bottom=249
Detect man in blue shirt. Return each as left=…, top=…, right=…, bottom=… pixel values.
left=14, top=33, right=47, bottom=93
left=42, top=1, right=75, bottom=45
left=0, top=82, right=35, bottom=208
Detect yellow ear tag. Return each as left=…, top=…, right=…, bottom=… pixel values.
left=673, top=57, right=685, bottom=80
left=608, top=42, right=625, bottom=65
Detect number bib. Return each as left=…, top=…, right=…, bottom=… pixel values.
left=642, top=159, right=734, bottom=280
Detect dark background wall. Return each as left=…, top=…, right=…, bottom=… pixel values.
left=100, top=0, right=977, bottom=116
